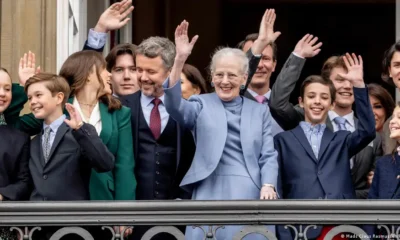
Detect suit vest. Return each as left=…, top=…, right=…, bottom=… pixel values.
left=135, top=106, right=178, bottom=200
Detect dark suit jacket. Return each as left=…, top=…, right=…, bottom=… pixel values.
left=29, top=122, right=114, bottom=201
left=274, top=87, right=376, bottom=239
left=269, top=53, right=382, bottom=199
left=121, top=91, right=195, bottom=200
left=0, top=126, right=31, bottom=200
left=363, top=154, right=400, bottom=238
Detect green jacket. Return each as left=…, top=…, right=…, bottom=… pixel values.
left=6, top=84, right=136, bottom=200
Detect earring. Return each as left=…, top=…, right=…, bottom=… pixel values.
left=240, top=85, right=245, bottom=90
left=211, top=82, right=214, bottom=87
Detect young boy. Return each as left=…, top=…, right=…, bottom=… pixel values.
left=274, top=54, right=376, bottom=239
left=24, top=73, right=114, bottom=201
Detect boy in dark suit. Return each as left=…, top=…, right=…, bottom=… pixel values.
left=24, top=73, right=115, bottom=201
left=274, top=54, right=376, bottom=240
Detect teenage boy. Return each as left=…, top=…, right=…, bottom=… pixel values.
left=274, top=54, right=376, bottom=239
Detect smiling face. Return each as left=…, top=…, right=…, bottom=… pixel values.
left=299, top=82, right=333, bottom=125
left=136, top=54, right=169, bottom=98
left=329, top=67, right=354, bottom=109
left=389, top=106, right=400, bottom=140
left=211, top=55, right=247, bottom=101
left=0, top=70, right=12, bottom=114
left=27, top=81, right=65, bottom=124
left=242, top=41, right=276, bottom=89
left=369, top=95, right=386, bottom=132
left=87, top=66, right=112, bottom=97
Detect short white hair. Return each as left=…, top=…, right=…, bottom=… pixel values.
left=209, top=47, right=249, bottom=75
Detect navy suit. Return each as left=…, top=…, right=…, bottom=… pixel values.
left=274, top=87, right=376, bottom=239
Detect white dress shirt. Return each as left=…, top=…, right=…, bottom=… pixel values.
left=140, top=94, right=169, bottom=134
left=73, top=97, right=102, bottom=136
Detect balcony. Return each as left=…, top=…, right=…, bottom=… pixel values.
left=0, top=200, right=398, bottom=240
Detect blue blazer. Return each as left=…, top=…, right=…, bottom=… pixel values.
left=275, top=87, right=376, bottom=239
left=163, top=80, right=278, bottom=192
left=275, top=87, right=375, bottom=200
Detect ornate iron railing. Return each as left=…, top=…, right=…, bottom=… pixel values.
left=0, top=200, right=399, bottom=240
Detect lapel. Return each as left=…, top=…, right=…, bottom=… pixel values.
left=318, top=128, right=334, bottom=160
left=243, top=90, right=257, bottom=102
left=122, top=92, right=141, bottom=160
left=292, top=125, right=318, bottom=164
left=45, top=123, right=69, bottom=166
left=210, top=93, right=228, bottom=159
left=37, top=135, right=45, bottom=168
left=99, top=102, right=112, bottom=146
left=325, top=116, right=333, bottom=131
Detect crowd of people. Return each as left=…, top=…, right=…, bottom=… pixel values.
left=0, top=0, right=399, bottom=239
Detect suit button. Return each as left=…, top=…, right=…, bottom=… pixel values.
left=156, top=171, right=160, bottom=175
left=318, top=171, right=322, bottom=175
left=43, top=175, right=48, bottom=180
left=156, top=161, right=160, bottom=165
left=155, top=191, right=159, bottom=195
left=156, top=181, right=159, bottom=185
left=155, top=152, right=159, bottom=156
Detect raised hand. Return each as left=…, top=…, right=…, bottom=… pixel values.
left=64, top=103, right=84, bottom=130
left=94, top=0, right=134, bottom=33
left=337, top=53, right=365, bottom=88
left=19, top=51, right=41, bottom=86
left=293, top=34, right=323, bottom=58
left=252, top=9, right=281, bottom=55
left=174, top=20, right=199, bottom=61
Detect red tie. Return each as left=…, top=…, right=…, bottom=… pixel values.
left=150, top=98, right=162, bottom=139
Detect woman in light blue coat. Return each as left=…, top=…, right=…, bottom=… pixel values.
left=163, top=13, right=280, bottom=240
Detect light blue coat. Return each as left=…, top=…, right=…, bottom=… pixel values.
left=163, top=80, right=278, bottom=192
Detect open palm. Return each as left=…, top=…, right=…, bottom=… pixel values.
left=95, top=0, right=134, bottom=32
left=19, top=51, right=40, bottom=86
left=337, top=53, right=364, bottom=87
left=175, top=20, right=199, bottom=60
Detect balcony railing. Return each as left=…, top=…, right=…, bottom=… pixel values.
left=0, top=200, right=399, bottom=240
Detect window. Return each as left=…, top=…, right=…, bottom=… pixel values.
left=56, top=0, right=87, bottom=72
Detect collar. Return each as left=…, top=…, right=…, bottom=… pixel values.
left=299, top=121, right=326, bottom=133
left=43, top=114, right=66, bottom=132
left=247, top=88, right=271, bottom=100
left=328, top=110, right=355, bottom=128
left=140, top=93, right=165, bottom=107
left=72, top=96, right=100, bottom=123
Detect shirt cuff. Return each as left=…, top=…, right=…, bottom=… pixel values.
left=292, top=52, right=305, bottom=59
left=87, top=28, right=108, bottom=49
left=251, top=48, right=262, bottom=58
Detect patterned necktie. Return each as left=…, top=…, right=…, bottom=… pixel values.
left=0, top=113, right=6, bottom=125
left=255, top=95, right=266, bottom=104
left=150, top=98, right=162, bottom=139
left=333, top=116, right=347, bottom=131
left=42, top=127, right=52, bottom=163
